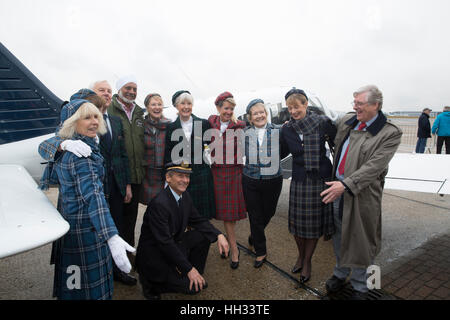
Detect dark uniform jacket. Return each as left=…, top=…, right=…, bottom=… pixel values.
left=136, top=186, right=221, bottom=283
left=100, top=114, right=131, bottom=198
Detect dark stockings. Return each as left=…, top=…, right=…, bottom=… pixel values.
left=294, top=236, right=319, bottom=278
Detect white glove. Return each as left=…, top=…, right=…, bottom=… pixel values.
left=107, top=235, right=136, bottom=273
left=60, top=140, right=92, bottom=157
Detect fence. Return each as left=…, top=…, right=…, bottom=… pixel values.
left=388, top=117, right=436, bottom=153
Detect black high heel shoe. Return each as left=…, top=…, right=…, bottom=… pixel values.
left=291, top=265, right=303, bottom=274
left=254, top=256, right=267, bottom=268
left=230, top=249, right=240, bottom=269
left=299, top=275, right=310, bottom=284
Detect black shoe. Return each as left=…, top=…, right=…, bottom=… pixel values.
left=254, top=256, right=266, bottom=268
left=325, top=275, right=346, bottom=294
left=291, top=265, right=302, bottom=274
left=220, top=252, right=227, bottom=259
left=142, top=285, right=161, bottom=300
left=299, top=275, right=310, bottom=284
left=114, top=271, right=137, bottom=286
left=348, top=290, right=368, bottom=300
left=230, top=249, right=240, bottom=269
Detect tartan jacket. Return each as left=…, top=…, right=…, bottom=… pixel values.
left=208, top=115, right=246, bottom=167
left=280, top=115, right=336, bottom=182
left=243, top=123, right=283, bottom=179
left=144, top=116, right=171, bottom=169
left=53, top=134, right=118, bottom=299
left=37, top=115, right=131, bottom=198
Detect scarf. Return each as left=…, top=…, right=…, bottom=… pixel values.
left=288, top=111, right=322, bottom=171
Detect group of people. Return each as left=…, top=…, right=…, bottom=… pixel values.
left=416, top=106, right=450, bottom=154
left=38, top=78, right=403, bottom=301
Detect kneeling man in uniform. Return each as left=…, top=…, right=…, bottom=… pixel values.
left=136, top=162, right=229, bottom=300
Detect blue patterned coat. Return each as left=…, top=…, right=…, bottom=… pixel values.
left=52, top=134, right=118, bottom=300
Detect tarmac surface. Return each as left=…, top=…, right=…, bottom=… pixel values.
left=0, top=180, right=449, bottom=300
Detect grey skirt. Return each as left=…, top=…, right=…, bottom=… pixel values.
left=288, top=175, right=334, bottom=239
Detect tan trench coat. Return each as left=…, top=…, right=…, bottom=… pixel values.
left=333, top=112, right=402, bottom=269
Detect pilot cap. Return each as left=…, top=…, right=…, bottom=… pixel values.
left=165, top=161, right=193, bottom=174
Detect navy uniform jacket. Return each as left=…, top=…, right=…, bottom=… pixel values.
left=136, top=186, right=221, bottom=283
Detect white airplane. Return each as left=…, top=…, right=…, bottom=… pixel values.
left=0, top=42, right=448, bottom=259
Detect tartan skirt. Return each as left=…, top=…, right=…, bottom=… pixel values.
left=140, top=167, right=165, bottom=205
left=188, top=165, right=216, bottom=219
left=52, top=224, right=114, bottom=300
left=211, top=165, right=247, bottom=221
left=288, top=176, right=334, bottom=239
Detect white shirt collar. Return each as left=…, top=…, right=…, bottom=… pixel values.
left=169, top=186, right=182, bottom=202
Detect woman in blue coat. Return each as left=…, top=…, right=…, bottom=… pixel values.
left=43, top=99, right=135, bottom=300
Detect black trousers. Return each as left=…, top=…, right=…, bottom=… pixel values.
left=436, top=136, right=450, bottom=154
left=123, top=183, right=141, bottom=247
left=140, top=230, right=211, bottom=294
left=242, top=175, right=283, bottom=256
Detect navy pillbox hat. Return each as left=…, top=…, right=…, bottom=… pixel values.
left=285, top=87, right=308, bottom=101
left=246, top=98, right=264, bottom=114
left=172, top=90, right=191, bottom=106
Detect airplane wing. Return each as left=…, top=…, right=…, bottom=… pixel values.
left=0, top=165, right=69, bottom=259
left=385, top=153, right=450, bottom=195
left=281, top=153, right=449, bottom=195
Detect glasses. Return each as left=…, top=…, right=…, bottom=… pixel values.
left=352, top=101, right=369, bottom=107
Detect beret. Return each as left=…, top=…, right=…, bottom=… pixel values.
left=172, top=90, right=191, bottom=106
left=60, top=99, right=89, bottom=124
left=285, top=87, right=308, bottom=101
left=246, top=98, right=264, bottom=114
left=70, top=88, right=96, bottom=101
left=215, top=91, right=233, bottom=106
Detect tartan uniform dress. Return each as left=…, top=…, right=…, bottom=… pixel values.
left=52, top=135, right=118, bottom=300
left=280, top=114, right=336, bottom=239
left=164, top=115, right=216, bottom=219
left=208, top=115, right=247, bottom=221
left=140, top=116, right=171, bottom=205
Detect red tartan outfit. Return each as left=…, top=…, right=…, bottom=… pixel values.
left=208, top=115, right=247, bottom=221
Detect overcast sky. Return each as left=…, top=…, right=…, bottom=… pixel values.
left=1, top=0, right=450, bottom=111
